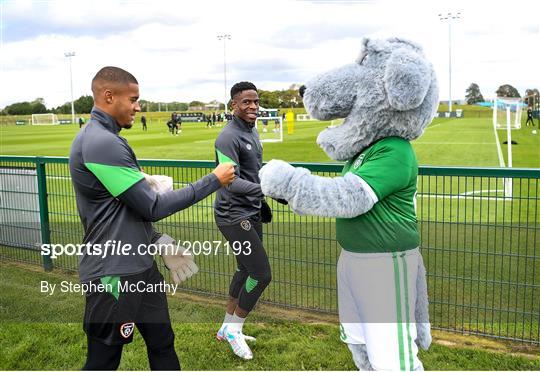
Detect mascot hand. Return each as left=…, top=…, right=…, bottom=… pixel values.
left=157, top=234, right=199, bottom=284
left=259, top=159, right=296, bottom=201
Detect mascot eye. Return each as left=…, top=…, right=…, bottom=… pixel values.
left=360, top=53, right=369, bottom=65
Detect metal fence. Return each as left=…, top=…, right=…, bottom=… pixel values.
left=0, top=155, right=538, bottom=344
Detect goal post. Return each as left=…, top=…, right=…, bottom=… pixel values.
left=31, top=113, right=59, bottom=125
left=255, top=117, right=283, bottom=142
left=493, top=97, right=522, bottom=130
left=492, top=97, right=523, bottom=198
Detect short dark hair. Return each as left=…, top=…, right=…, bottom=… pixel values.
left=230, top=81, right=257, bottom=100
left=91, top=66, right=138, bottom=93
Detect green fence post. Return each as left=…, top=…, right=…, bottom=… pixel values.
left=36, top=157, right=53, bottom=271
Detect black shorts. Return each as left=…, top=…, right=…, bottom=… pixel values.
left=83, top=261, right=171, bottom=345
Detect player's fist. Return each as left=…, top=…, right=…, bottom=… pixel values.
left=213, top=163, right=235, bottom=186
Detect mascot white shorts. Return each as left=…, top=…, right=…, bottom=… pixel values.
left=338, top=248, right=422, bottom=371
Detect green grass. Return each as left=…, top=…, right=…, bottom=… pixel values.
left=1, top=115, right=538, bottom=167
left=1, top=261, right=538, bottom=370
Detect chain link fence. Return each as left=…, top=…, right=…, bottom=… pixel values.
left=1, top=156, right=538, bottom=344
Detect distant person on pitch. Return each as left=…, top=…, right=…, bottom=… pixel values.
left=177, top=113, right=182, bottom=133
left=273, top=118, right=280, bottom=133
left=171, top=112, right=179, bottom=135
left=141, top=114, right=147, bottom=131
left=525, top=106, right=535, bottom=126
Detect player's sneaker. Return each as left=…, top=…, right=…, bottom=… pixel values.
left=263, top=128, right=267, bottom=133
left=217, top=325, right=256, bottom=342
left=222, top=326, right=253, bottom=360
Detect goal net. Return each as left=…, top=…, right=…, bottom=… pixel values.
left=255, top=117, right=283, bottom=142
left=296, top=114, right=316, bottom=121
left=493, top=97, right=522, bottom=130
left=31, top=113, right=59, bottom=126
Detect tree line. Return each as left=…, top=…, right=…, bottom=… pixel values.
left=7, top=84, right=535, bottom=115
left=1, top=86, right=304, bottom=116
left=465, top=84, right=539, bottom=105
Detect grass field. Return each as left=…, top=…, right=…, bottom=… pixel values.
left=1, top=261, right=539, bottom=370
left=1, top=112, right=539, bottom=369
left=1, top=114, right=539, bottom=167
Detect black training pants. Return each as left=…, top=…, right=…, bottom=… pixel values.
left=218, top=216, right=272, bottom=312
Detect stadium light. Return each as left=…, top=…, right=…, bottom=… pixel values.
left=64, top=51, right=76, bottom=125
left=217, top=33, right=231, bottom=114
left=438, top=12, right=461, bottom=113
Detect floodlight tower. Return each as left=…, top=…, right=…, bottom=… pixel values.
left=438, top=12, right=461, bottom=113
left=64, top=51, right=76, bottom=124
left=217, top=33, right=231, bottom=114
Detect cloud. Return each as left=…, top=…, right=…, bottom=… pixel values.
left=1, top=0, right=198, bottom=42
left=1, top=0, right=539, bottom=108
left=229, top=58, right=306, bottom=83
left=265, top=23, right=376, bottom=49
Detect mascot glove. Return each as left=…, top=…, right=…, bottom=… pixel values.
left=157, top=234, right=199, bottom=284
left=142, top=172, right=173, bottom=194
left=259, top=160, right=296, bottom=201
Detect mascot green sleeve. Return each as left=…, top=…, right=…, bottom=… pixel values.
left=259, top=37, right=438, bottom=371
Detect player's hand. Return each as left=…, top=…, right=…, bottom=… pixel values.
left=157, top=234, right=199, bottom=284
left=271, top=197, right=288, bottom=205
left=213, top=163, right=235, bottom=186
left=260, top=199, right=273, bottom=223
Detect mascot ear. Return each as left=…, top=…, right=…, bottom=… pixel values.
left=384, top=48, right=431, bottom=111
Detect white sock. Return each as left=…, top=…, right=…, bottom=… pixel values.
left=229, top=313, right=246, bottom=333
left=222, top=312, right=233, bottom=329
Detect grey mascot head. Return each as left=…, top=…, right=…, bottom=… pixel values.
left=301, top=37, right=439, bottom=161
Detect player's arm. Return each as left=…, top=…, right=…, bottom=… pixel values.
left=215, top=132, right=263, bottom=197
left=83, top=137, right=224, bottom=222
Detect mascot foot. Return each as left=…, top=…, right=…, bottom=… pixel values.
left=415, top=322, right=432, bottom=351
left=347, top=343, right=372, bottom=371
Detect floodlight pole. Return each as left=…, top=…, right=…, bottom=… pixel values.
left=217, top=34, right=231, bottom=114
left=64, top=52, right=76, bottom=125
left=438, top=12, right=461, bottom=113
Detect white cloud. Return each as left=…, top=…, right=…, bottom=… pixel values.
left=1, top=0, right=538, bottom=108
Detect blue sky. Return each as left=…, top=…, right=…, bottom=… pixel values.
left=1, top=0, right=538, bottom=108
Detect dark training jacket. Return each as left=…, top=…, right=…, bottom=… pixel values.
left=69, top=107, right=221, bottom=282
left=214, top=116, right=263, bottom=225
